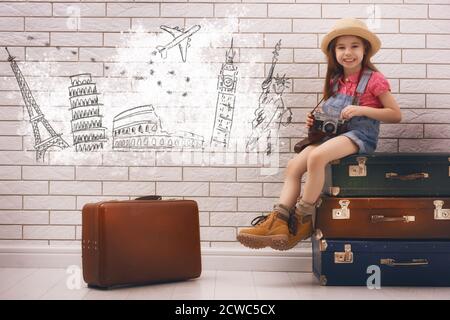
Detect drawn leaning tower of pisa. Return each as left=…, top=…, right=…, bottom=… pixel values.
left=68, top=74, right=107, bottom=152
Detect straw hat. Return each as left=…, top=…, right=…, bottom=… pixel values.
left=321, top=18, right=381, bottom=58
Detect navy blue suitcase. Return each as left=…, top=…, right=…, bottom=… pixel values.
left=312, top=232, right=450, bottom=286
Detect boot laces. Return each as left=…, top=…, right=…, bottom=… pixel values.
left=251, top=214, right=269, bottom=226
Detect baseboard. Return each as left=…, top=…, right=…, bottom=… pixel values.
left=0, top=246, right=313, bottom=272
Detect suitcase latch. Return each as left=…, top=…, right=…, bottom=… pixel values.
left=334, top=244, right=353, bottom=264
left=348, top=157, right=367, bottom=177
left=332, top=200, right=350, bottom=219
left=434, top=200, right=450, bottom=220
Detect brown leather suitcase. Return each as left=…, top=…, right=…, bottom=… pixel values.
left=315, top=197, right=450, bottom=239
left=82, top=197, right=201, bottom=288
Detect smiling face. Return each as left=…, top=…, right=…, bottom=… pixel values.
left=334, top=35, right=365, bottom=75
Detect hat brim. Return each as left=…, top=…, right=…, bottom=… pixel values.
left=321, top=27, right=381, bottom=58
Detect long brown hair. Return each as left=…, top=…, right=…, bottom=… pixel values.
left=323, top=36, right=378, bottom=100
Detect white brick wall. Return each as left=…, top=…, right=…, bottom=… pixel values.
left=1, top=1, right=449, bottom=248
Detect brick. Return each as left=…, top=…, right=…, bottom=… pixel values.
left=323, top=4, right=426, bottom=19
left=102, top=181, right=155, bottom=196
left=51, top=32, right=103, bottom=47
left=185, top=18, right=239, bottom=34
left=238, top=197, right=277, bottom=211
left=210, top=212, right=259, bottom=227
left=0, top=17, right=24, bottom=31
left=0, top=226, right=22, bottom=239
left=215, top=4, right=267, bottom=18
left=107, top=3, right=159, bottom=17
left=53, top=3, right=106, bottom=17
left=0, top=2, right=51, bottom=16
left=0, top=166, right=21, bottom=180
left=378, top=64, right=426, bottom=78
left=293, top=79, right=324, bottom=93
left=50, top=181, right=101, bottom=195
left=210, top=183, right=261, bottom=197
left=428, top=65, right=450, bottom=79
left=78, top=18, right=130, bottom=32
left=294, top=49, right=325, bottom=63
left=0, top=211, right=48, bottom=224
left=427, top=35, right=450, bottom=49
left=211, top=33, right=263, bottom=48
left=50, top=240, right=81, bottom=246
left=50, top=211, right=81, bottom=225
left=0, top=32, right=49, bottom=46
left=395, top=94, right=426, bottom=109
left=200, top=227, right=236, bottom=241
left=400, top=139, right=450, bottom=152
left=401, top=80, right=450, bottom=94
left=24, top=196, right=75, bottom=210
left=401, top=109, right=450, bottom=123
left=401, top=20, right=450, bottom=34
left=239, top=19, right=291, bottom=33
left=424, top=124, right=450, bottom=138
left=268, top=4, right=320, bottom=18
left=404, top=50, right=450, bottom=64
left=161, top=4, right=213, bottom=17
left=22, top=166, right=73, bottom=180
left=49, top=152, right=102, bottom=166
left=376, top=139, right=399, bottom=153
left=263, top=182, right=283, bottom=197
left=25, top=18, right=73, bottom=32
left=198, top=211, right=209, bottom=226
left=183, top=167, right=235, bottom=182
left=265, top=34, right=316, bottom=48
left=266, top=63, right=318, bottom=78
left=190, top=197, right=236, bottom=211
left=76, top=166, right=128, bottom=181
left=379, top=124, right=423, bottom=138
left=378, top=34, right=425, bottom=49
left=0, top=239, right=48, bottom=246
left=156, top=182, right=208, bottom=197
left=131, top=18, right=185, bottom=32
left=240, top=48, right=292, bottom=63
left=129, top=166, right=181, bottom=181
left=0, top=136, right=22, bottom=150
left=0, top=196, right=22, bottom=209
left=26, top=47, right=78, bottom=62
left=23, top=225, right=75, bottom=240
left=237, top=168, right=284, bottom=182
left=0, top=181, right=48, bottom=195
left=371, top=49, right=401, bottom=63
left=49, top=62, right=104, bottom=77
left=427, top=94, right=450, bottom=109
left=156, top=151, right=211, bottom=167
left=430, top=5, right=450, bottom=18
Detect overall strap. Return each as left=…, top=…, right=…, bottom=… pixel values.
left=352, top=68, right=373, bottom=105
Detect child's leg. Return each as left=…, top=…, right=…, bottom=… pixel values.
left=302, top=135, right=358, bottom=204
left=278, top=144, right=318, bottom=208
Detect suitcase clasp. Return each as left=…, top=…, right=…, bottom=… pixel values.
left=348, top=157, right=367, bottom=177
left=334, top=244, right=353, bottom=264
left=434, top=200, right=450, bottom=220
left=332, top=200, right=350, bottom=219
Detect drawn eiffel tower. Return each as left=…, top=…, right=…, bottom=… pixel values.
left=5, top=47, right=69, bottom=161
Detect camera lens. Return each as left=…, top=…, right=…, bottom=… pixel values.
left=323, top=122, right=336, bottom=133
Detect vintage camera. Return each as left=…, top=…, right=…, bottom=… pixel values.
left=311, top=113, right=347, bottom=135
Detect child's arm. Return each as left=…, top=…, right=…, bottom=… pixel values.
left=341, top=91, right=402, bottom=123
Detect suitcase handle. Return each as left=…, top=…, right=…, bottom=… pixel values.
left=134, top=195, right=162, bottom=200
left=380, top=258, right=428, bottom=267
left=385, top=172, right=429, bottom=180
left=371, top=215, right=415, bottom=223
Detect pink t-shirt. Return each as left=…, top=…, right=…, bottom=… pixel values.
left=335, top=70, right=391, bottom=108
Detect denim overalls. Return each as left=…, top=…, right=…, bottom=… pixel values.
left=321, top=69, right=380, bottom=154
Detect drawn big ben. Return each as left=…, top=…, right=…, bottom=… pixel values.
left=210, top=39, right=238, bottom=148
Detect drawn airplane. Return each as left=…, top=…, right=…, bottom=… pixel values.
left=155, top=25, right=201, bottom=62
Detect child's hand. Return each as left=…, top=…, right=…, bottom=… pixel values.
left=306, top=113, right=314, bottom=128
left=341, top=105, right=365, bottom=120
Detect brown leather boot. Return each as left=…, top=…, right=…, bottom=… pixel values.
left=237, top=204, right=290, bottom=250
left=270, top=199, right=320, bottom=251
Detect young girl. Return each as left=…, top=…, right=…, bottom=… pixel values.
left=237, top=18, right=402, bottom=251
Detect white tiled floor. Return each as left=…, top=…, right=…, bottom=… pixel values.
left=1, top=268, right=449, bottom=300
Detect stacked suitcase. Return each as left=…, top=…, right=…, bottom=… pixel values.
left=312, top=153, right=450, bottom=286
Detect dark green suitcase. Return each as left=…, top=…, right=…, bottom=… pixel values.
left=323, top=153, right=450, bottom=197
